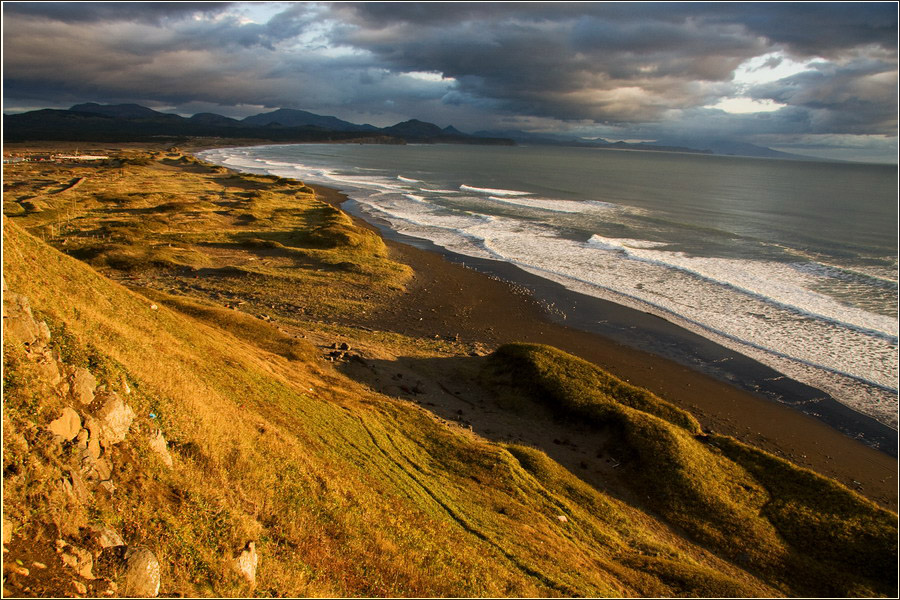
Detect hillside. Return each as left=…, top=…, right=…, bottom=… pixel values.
left=2, top=148, right=896, bottom=597
left=3, top=104, right=509, bottom=146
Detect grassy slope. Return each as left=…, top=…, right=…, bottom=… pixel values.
left=482, top=343, right=898, bottom=597
left=2, top=150, right=895, bottom=597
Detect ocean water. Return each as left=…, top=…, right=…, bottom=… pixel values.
left=199, top=144, right=899, bottom=430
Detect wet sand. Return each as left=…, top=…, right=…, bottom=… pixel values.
left=311, top=183, right=898, bottom=511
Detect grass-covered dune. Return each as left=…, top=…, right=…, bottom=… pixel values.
left=483, top=343, right=898, bottom=597
left=2, top=149, right=896, bottom=597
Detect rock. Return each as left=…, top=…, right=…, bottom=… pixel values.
left=93, top=392, right=135, bottom=445
left=36, top=321, right=52, bottom=345
left=233, top=541, right=258, bottom=585
left=31, top=562, right=46, bottom=569
left=556, top=515, right=569, bottom=523
left=91, top=525, right=124, bottom=549
left=48, top=407, right=82, bottom=441
left=75, top=429, right=89, bottom=448
left=69, top=368, right=98, bottom=405
left=87, top=435, right=102, bottom=461
left=94, top=458, right=113, bottom=481
left=61, top=545, right=95, bottom=579
left=83, top=417, right=103, bottom=458
left=33, top=350, right=64, bottom=385
left=148, top=430, right=173, bottom=468
left=68, top=470, right=91, bottom=503
left=124, top=547, right=161, bottom=597
left=2, top=291, right=41, bottom=346
left=72, top=580, right=87, bottom=595
left=3, top=518, right=13, bottom=545
left=6, top=563, right=29, bottom=576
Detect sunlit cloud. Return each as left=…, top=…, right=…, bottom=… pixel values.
left=709, top=97, right=787, bottom=114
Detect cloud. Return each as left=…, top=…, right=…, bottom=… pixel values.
left=749, top=57, right=898, bottom=134
left=2, top=2, right=231, bottom=24
left=2, top=2, right=896, bottom=161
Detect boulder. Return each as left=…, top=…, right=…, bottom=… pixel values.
left=93, top=458, right=113, bottom=481
left=124, top=547, right=161, bottom=597
left=36, top=320, right=52, bottom=345
left=90, top=525, right=125, bottom=549
left=2, top=292, right=40, bottom=345
left=233, top=541, right=258, bottom=585
left=75, top=429, right=89, bottom=448
left=32, top=350, right=64, bottom=386
left=68, top=469, right=91, bottom=504
left=60, top=544, right=95, bottom=579
left=93, top=392, right=135, bottom=445
left=148, top=430, right=173, bottom=468
left=48, top=407, right=82, bottom=441
left=2, top=518, right=13, bottom=545
left=83, top=417, right=103, bottom=458
left=69, top=368, right=98, bottom=405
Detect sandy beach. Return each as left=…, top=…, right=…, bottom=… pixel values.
left=312, top=183, right=898, bottom=511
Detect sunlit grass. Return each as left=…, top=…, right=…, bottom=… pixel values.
left=3, top=150, right=895, bottom=598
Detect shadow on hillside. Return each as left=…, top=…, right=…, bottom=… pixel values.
left=333, top=352, right=637, bottom=503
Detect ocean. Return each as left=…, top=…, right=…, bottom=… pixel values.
left=199, top=144, right=899, bottom=433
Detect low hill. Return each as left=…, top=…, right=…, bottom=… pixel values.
left=2, top=149, right=895, bottom=597
left=241, top=108, right=378, bottom=132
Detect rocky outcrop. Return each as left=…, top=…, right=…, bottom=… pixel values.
left=3, top=291, right=45, bottom=346
left=3, top=288, right=172, bottom=597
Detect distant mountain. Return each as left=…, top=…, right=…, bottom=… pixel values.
left=4, top=105, right=388, bottom=143
left=474, top=129, right=709, bottom=154
left=4, top=103, right=512, bottom=146
left=69, top=102, right=172, bottom=120
left=655, top=138, right=809, bottom=160
left=474, top=129, right=588, bottom=145
left=474, top=128, right=818, bottom=159
left=241, top=108, right=377, bottom=132
left=188, top=112, right=245, bottom=127
left=383, top=119, right=446, bottom=139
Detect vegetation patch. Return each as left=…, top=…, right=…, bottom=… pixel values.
left=482, top=342, right=898, bottom=597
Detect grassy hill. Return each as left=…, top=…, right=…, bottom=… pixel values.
left=3, top=149, right=896, bottom=597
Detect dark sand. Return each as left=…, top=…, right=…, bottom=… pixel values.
left=311, top=184, right=898, bottom=511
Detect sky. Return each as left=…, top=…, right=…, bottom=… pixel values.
left=2, top=2, right=898, bottom=162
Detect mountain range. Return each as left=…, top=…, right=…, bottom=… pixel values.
left=4, top=103, right=810, bottom=159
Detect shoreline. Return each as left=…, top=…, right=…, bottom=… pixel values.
left=309, top=182, right=898, bottom=510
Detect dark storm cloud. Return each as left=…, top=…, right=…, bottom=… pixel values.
left=2, top=2, right=897, bottom=160
left=336, top=2, right=897, bottom=55
left=704, top=2, right=898, bottom=57
left=750, top=58, right=898, bottom=135
left=2, top=2, right=231, bottom=24
left=327, top=2, right=896, bottom=126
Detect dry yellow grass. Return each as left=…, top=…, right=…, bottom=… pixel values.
left=3, top=150, right=895, bottom=598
